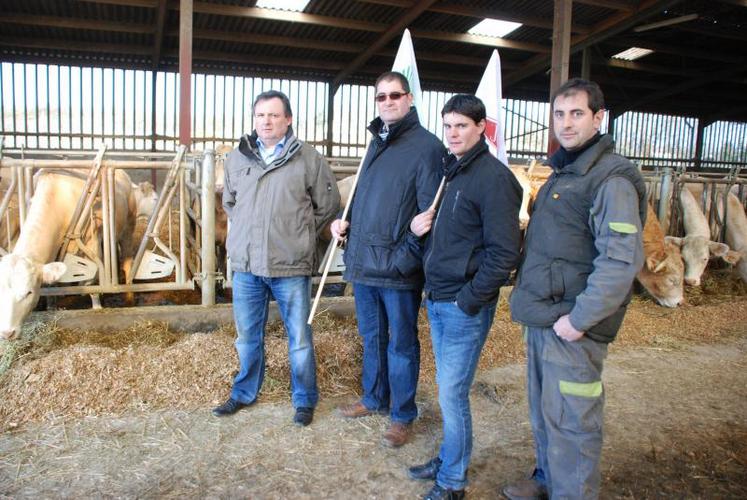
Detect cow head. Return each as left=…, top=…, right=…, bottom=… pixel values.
left=0, top=254, right=67, bottom=340
left=133, top=181, right=159, bottom=219
left=665, top=235, right=732, bottom=287
left=636, top=241, right=685, bottom=307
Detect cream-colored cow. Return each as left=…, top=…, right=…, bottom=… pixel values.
left=0, top=170, right=136, bottom=340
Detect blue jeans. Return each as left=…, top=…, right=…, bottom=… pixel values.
left=427, top=299, right=496, bottom=491
left=230, top=271, right=318, bottom=409
left=353, top=283, right=422, bottom=424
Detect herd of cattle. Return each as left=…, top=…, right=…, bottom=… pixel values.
left=0, top=153, right=746, bottom=340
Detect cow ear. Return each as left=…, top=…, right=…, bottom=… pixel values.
left=708, top=241, right=729, bottom=258
left=646, top=250, right=667, bottom=272
left=664, top=236, right=683, bottom=248
left=42, top=262, right=67, bottom=284
left=723, top=249, right=743, bottom=265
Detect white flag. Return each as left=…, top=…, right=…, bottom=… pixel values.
left=391, top=29, right=423, bottom=124
left=475, top=50, right=509, bottom=166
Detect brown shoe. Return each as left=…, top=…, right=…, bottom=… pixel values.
left=337, top=400, right=377, bottom=419
left=382, top=422, right=411, bottom=448
left=502, top=478, right=548, bottom=500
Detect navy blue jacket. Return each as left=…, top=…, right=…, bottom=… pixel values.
left=423, top=140, right=522, bottom=315
left=343, top=108, right=445, bottom=289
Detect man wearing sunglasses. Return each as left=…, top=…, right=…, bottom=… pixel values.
left=213, top=90, right=340, bottom=427
left=331, top=71, right=444, bottom=448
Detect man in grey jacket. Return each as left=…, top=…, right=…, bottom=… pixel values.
left=505, top=79, right=646, bottom=499
left=212, top=90, right=340, bottom=427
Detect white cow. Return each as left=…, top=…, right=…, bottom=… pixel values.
left=665, top=187, right=736, bottom=286
left=723, top=192, right=747, bottom=283
left=132, top=181, right=158, bottom=219
left=0, top=170, right=136, bottom=340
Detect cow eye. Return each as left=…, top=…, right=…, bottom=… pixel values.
left=24, top=291, right=33, bottom=299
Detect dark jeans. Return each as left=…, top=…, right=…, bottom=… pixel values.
left=352, top=283, right=422, bottom=423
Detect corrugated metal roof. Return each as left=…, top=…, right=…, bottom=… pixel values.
left=0, top=0, right=745, bottom=120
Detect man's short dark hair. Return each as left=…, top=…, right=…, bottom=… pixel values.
left=253, top=90, right=293, bottom=117
left=374, top=71, right=411, bottom=94
left=441, top=94, right=486, bottom=124
left=551, top=78, right=605, bottom=113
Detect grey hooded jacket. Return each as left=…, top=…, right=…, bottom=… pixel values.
left=223, top=128, right=340, bottom=277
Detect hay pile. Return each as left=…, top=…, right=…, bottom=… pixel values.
left=1, top=273, right=746, bottom=431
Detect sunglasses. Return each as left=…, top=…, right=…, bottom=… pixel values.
left=375, top=91, right=408, bottom=102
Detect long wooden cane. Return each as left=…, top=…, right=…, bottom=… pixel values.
left=307, top=144, right=371, bottom=325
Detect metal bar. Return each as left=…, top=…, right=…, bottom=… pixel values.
left=179, top=160, right=187, bottom=283
left=108, top=167, right=119, bottom=285
left=41, top=281, right=195, bottom=295
left=129, top=146, right=186, bottom=282
left=100, top=165, right=112, bottom=287
left=201, top=150, right=216, bottom=305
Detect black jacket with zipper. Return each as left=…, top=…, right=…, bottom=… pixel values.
left=342, top=108, right=444, bottom=289
left=423, top=140, right=522, bottom=315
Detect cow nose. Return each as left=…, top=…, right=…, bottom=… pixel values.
left=684, top=277, right=700, bottom=286
left=0, top=328, right=17, bottom=340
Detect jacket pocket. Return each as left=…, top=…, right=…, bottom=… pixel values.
left=549, top=260, right=565, bottom=303
left=362, top=233, right=396, bottom=278
left=268, top=216, right=313, bottom=268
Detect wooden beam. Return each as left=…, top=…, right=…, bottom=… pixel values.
left=504, top=0, right=685, bottom=88
left=409, top=29, right=551, bottom=53
left=573, top=0, right=635, bottom=10
left=0, top=36, right=152, bottom=55
left=713, top=0, right=747, bottom=7
left=77, top=0, right=158, bottom=7
left=548, top=0, right=572, bottom=155
left=676, top=25, right=747, bottom=42
left=607, top=38, right=744, bottom=64
left=0, top=13, right=155, bottom=34
left=618, top=64, right=747, bottom=114
left=357, top=0, right=590, bottom=34
left=191, top=2, right=387, bottom=32
left=332, top=0, right=437, bottom=87
left=152, top=0, right=168, bottom=69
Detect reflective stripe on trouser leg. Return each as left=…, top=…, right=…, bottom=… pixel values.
left=540, top=327, right=607, bottom=500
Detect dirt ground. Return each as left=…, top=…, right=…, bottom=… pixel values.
left=1, top=292, right=746, bottom=498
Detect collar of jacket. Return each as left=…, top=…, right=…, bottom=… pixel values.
left=238, top=126, right=302, bottom=168
left=443, top=138, right=489, bottom=181
left=549, top=133, right=614, bottom=176
left=366, top=107, right=421, bottom=144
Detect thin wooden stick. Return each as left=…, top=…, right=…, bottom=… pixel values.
left=428, top=177, right=446, bottom=212
left=307, top=144, right=371, bottom=325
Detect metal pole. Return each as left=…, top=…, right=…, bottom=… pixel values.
left=201, top=150, right=216, bottom=306
left=179, top=0, right=193, bottom=148
left=658, top=166, right=673, bottom=226
left=108, top=167, right=119, bottom=285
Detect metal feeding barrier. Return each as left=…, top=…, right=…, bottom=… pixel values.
left=0, top=144, right=220, bottom=305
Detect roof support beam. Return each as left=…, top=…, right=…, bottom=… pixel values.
left=504, top=0, right=684, bottom=88
left=618, top=64, right=747, bottom=114
left=0, top=13, right=154, bottom=34
left=152, top=0, right=168, bottom=69
left=572, top=0, right=636, bottom=10
left=332, top=0, right=437, bottom=88
left=178, top=0, right=192, bottom=148
left=548, top=0, right=572, bottom=155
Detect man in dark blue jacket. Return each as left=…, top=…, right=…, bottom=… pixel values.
left=331, top=71, right=444, bottom=448
left=407, top=94, right=522, bottom=500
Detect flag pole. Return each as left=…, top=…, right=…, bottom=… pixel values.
left=307, top=143, right=370, bottom=325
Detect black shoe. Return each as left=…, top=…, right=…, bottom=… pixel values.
left=211, top=398, right=251, bottom=417
left=409, top=457, right=442, bottom=481
left=423, top=483, right=465, bottom=500
left=293, top=407, right=314, bottom=427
